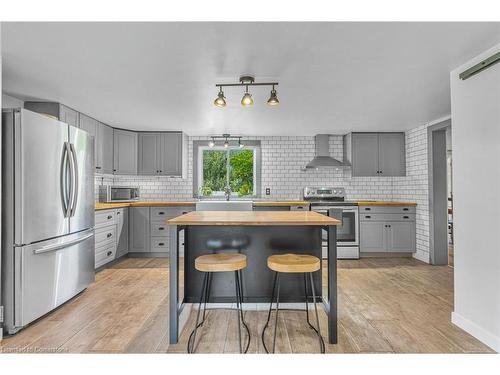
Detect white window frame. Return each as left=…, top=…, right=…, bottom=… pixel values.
left=194, top=142, right=261, bottom=199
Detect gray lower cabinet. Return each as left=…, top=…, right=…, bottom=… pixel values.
left=344, top=132, right=406, bottom=177
left=359, top=205, right=416, bottom=254
left=116, top=208, right=129, bottom=258
left=386, top=221, right=416, bottom=252
left=98, top=122, right=114, bottom=174
left=113, top=129, right=138, bottom=174
left=360, top=221, right=386, bottom=252
left=94, top=210, right=117, bottom=269
left=129, top=207, right=151, bottom=253
left=24, top=102, right=79, bottom=127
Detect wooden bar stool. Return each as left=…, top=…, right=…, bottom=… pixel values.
left=261, top=254, right=325, bottom=353
left=187, top=253, right=251, bottom=353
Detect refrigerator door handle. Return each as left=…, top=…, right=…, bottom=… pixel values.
left=61, top=142, right=71, bottom=218
left=69, top=143, right=79, bottom=216
left=33, top=231, right=94, bottom=254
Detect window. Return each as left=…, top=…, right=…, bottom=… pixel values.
left=194, top=141, right=261, bottom=198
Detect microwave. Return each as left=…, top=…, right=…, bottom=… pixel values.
left=99, top=186, right=140, bottom=202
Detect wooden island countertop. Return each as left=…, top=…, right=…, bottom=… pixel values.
left=167, top=210, right=341, bottom=226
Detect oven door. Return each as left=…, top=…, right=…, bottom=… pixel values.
left=314, top=206, right=359, bottom=258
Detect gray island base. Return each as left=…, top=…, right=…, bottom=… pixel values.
left=167, top=210, right=340, bottom=345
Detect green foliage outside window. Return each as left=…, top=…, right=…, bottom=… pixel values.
left=200, top=148, right=254, bottom=197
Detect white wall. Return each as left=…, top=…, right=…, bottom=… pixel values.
left=450, top=43, right=500, bottom=352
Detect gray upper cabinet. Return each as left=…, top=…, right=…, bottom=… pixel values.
left=98, top=122, right=114, bottom=174
left=113, top=129, right=138, bottom=175
left=378, top=133, right=406, bottom=177
left=160, top=133, right=182, bottom=176
left=138, top=132, right=184, bottom=176
left=138, top=133, right=161, bottom=175
left=59, top=105, right=79, bottom=127
left=344, top=132, right=406, bottom=177
left=78, top=114, right=99, bottom=170
left=351, top=133, right=380, bottom=177
left=24, top=102, right=79, bottom=127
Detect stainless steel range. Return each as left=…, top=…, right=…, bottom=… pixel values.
left=303, top=187, right=359, bottom=259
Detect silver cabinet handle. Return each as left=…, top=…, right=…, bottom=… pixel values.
left=69, top=143, right=79, bottom=216
left=34, top=232, right=94, bottom=254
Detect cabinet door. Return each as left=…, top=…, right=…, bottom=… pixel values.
left=98, top=122, right=114, bottom=174
left=378, top=133, right=406, bottom=176
left=116, top=208, right=129, bottom=258
left=159, top=133, right=182, bottom=176
left=59, top=105, right=79, bottom=127
left=351, top=133, right=380, bottom=177
left=386, top=221, right=416, bottom=252
left=138, top=133, right=160, bottom=175
left=79, top=114, right=99, bottom=169
left=360, top=221, right=387, bottom=252
left=129, top=207, right=150, bottom=252
left=113, top=129, right=138, bottom=174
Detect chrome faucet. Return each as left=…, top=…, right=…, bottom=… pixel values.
left=224, top=186, right=231, bottom=201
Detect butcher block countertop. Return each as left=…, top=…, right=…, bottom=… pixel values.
left=95, top=200, right=309, bottom=211
left=356, top=201, right=417, bottom=206
left=167, top=211, right=341, bottom=226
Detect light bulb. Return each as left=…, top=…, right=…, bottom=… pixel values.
left=208, top=140, right=215, bottom=147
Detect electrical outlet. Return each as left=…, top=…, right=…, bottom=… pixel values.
left=265, top=188, right=271, bottom=195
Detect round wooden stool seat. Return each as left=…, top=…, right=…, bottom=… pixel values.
left=195, top=253, right=247, bottom=272
left=267, top=254, right=320, bottom=273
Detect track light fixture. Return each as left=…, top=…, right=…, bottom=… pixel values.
left=208, top=134, right=245, bottom=148
left=214, top=75, right=279, bottom=107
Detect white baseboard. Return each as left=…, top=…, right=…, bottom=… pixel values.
left=451, top=311, right=499, bottom=352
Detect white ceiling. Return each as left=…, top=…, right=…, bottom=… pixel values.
left=2, top=22, right=499, bottom=135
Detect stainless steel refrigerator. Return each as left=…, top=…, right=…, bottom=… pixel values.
left=1, top=108, right=95, bottom=334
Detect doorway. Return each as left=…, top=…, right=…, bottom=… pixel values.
left=428, top=119, right=452, bottom=266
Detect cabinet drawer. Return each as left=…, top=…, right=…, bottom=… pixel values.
left=151, top=223, right=169, bottom=236
left=95, top=225, right=117, bottom=246
left=151, top=237, right=169, bottom=252
left=360, top=213, right=415, bottom=222
left=150, top=206, right=192, bottom=221
left=95, top=210, right=116, bottom=227
left=95, top=243, right=116, bottom=268
left=359, top=205, right=416, bottom=214
left=290, top=205, right=308, bottom=211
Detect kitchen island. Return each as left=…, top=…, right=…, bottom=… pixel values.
left=167, top=210, right=341, bottom=345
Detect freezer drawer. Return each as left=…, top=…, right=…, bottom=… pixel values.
left=12, top=230, right=95, bottom=330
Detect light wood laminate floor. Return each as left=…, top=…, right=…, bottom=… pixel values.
left=0, top=257, right=494, bottom=354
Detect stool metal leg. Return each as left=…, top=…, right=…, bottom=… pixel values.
left=261, top=271, right=278, bottom=353
left=187, top=272, right=210, bottom=353
left=271, top=273, right=281, bottom=353
left=309, top=272, right=325, bottom=353
left=234, top=271, right=243, bottom=353
left=236, top=270, right=251, bottom=353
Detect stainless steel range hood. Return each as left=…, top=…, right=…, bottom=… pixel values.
left=305, top=134, right=350, bottom=169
